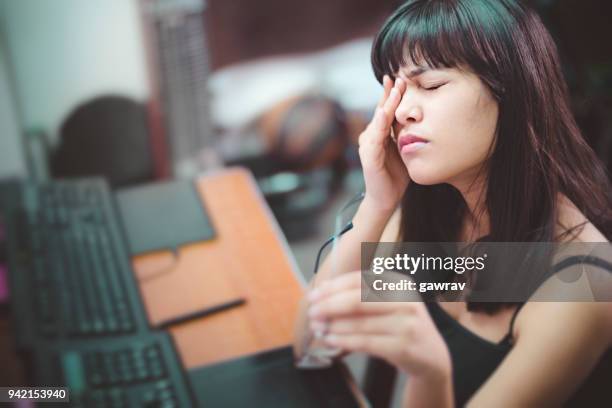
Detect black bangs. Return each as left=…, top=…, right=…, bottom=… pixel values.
left=371, top=0, right=511, bottom=85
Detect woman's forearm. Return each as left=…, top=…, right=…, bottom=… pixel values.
left=293, top=198, right=395, bottom=358
left=403, top=373, right=454, bottom=408
left=312, top=198, right=396, bottom=285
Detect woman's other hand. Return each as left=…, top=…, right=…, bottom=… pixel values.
left=359, top=75, right=411, bottom=213
left=307, top=271, right=451, bottom=382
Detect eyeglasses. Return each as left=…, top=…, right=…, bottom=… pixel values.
left=295, top=191, right=364, bottom=369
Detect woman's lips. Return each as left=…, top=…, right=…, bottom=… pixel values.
left=398, top=134, right=430, bottom=154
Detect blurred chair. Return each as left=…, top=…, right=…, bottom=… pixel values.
left=50, top=95, right=155, bottom=188
left=226, top=94, right=350, bottom=240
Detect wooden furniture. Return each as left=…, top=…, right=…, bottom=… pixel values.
left=132, top=167, right=306, bottom=368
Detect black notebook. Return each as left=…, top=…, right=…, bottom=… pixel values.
left=115, top=179, right=215, bottom=255
left=188, top=346, right=363, bottom=407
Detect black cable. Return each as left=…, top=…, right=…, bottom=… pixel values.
left=340, top=190, right=365, bottom=214
left=312, top=190, right=365, bottom=275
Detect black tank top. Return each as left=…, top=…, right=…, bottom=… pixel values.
left=426, top=255, right=612, bottom=407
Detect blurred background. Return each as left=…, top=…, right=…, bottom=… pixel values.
left=0, top=0, right=611, bottom=299
left=0, top=0, right=610, bottom=405
left=1, top=0, right=611, bottom=245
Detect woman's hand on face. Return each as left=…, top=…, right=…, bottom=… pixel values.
left=359, top=75, right=411, bottom=213
left=307, top=271, right=451, bottom=382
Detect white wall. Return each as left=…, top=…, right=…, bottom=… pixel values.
left=0, top=0, right=149, bottom=146
left=0, top=43, right=26, bottom=178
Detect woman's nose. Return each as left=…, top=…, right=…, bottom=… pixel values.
left=395, top=94, right=423, bottom=124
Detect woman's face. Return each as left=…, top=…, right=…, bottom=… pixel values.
left=392, top=63, right=499, bottom=187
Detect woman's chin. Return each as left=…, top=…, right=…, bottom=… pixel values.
left=407, top=166, right=444, bottom=185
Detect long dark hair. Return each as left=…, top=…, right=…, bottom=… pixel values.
left=371, top=0, right=612, bottom=311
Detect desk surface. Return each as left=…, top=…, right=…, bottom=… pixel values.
left=132, top=167, right=306, bottom=369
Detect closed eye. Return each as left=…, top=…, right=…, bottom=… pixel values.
left=423, top=83, right=446, bottom=91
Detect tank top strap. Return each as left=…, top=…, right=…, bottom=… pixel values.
left=499, top=303, right=525, bottom=345
left=551, top=255, right=612, bottom=274
left=500, top=255, right=612, bottom=346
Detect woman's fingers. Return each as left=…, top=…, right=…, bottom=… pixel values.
left=385, top=78, right=405, bottom=117
left=308, top=271, right=363, bottom=309
left=377, top=75, right=392, bottom=108
left=359, top=76, right=405, bottom=147
left=309, top=288, right=392, bottom=320
left=396, top=76, right=406, bottom=94
left=322, top=333, right=398, bottom=361
left=309, top=288, right=414, bottom=321
left=380, top=87, right=400, bottom=127
left=376, top=78, right=404, bottom=142
left=308, top=269, right=422, bottom=322
left=309, top=271, right=362, bottom=301
left=324, top=313, right=416, bottom=336
left=309, top=288, right=364, bottom=320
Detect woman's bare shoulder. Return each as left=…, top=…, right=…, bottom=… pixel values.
left=513, top=195, right=612, bottom=344
left=556, top=194, right=609, bottom=243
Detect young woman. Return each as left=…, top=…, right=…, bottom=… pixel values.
left=293, top=0, right=612, bottom=406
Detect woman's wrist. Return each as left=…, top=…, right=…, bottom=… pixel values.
left=359, top=195, right=398, bottom=222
